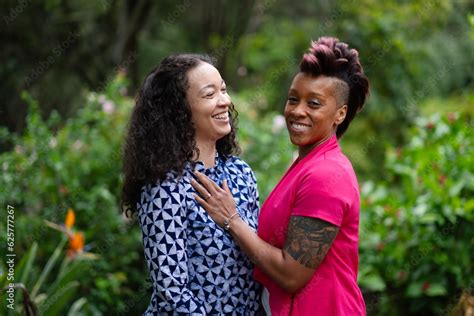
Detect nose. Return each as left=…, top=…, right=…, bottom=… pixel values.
left=288, top=102, right=306, bottom=118
left=218, top=91, right=231, bottom=107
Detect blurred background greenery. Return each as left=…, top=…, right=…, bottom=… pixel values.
left=0, top=0, right=473, bottom=315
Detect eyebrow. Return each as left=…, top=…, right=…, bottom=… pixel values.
left=288, top=89, right=326, bottom=100
left=199, top=80, right=226, bottom=93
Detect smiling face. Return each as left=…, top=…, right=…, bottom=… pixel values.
left=284, top=73, right=348, bottom=158
left=186, top=62, right=231, bottom=146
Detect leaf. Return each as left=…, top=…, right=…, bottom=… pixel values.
left=449, top=179, right=465, bottom=197
left=426, top=284, right=447, bottom=296
left=39, top=281, right=79, bottom=315
left=413, top=204, right=428, bottom=217
left=31, top=237, right=67, bottom=298
left=67, top=297, right=88, bottom=315
left=18, top=242, right=38, bottom=286
left=360, top=274, right=386, bottom=291
left=47, top=259, right=89, bottom=300
left=419, top=213, right=438, bottom=224
left=406, top=282, right=423, bottom=298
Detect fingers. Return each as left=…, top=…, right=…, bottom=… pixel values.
left=193, top=193, right=211, bottom=210
left=222, top=179, right=232, bottom=195
left=191, top=178, right=210, bottom=199
left=194, top=171, right=222, bottom=194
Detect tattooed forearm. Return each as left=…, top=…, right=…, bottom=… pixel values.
left=284, top=216, right=339, bottom=269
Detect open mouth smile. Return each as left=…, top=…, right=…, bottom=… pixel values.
left=212, top=111, right=229, bottom=120
left=289, top=121, right=312, bottom=131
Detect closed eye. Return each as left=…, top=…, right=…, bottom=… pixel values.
left=308, top=100, right=321, bottom=107
left=287, top=96, right=298, bottom=104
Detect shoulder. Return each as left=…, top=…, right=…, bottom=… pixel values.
left=223, top=155, right=256, bottom=179
left=301, top=156, right=357, bottom=194
left=138, top=171, right=190, bottom=211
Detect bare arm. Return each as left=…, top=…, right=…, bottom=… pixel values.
left=284, top=216, right=339, bottom=269
left=191, top=171, right=339, bottom=293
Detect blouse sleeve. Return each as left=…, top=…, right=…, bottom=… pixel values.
left=138, top=181, right=207, bottom=315
left=240, top=161, right=260, bottom=231
left=249, top=169, right=260, bottom=220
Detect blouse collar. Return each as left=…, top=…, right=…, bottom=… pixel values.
left=192, top=151, right=225, bottom=179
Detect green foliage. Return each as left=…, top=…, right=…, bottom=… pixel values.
left=1, top=71, right=473, bottom=315
left=235, top=94, right=294, bottom=200
left=0, top=238, right=94, bottom=315
left=359, top=111, right=474, bottom=315
left=2, top=1, right=474, bottom=310
left=0, top=74, right=146, bottom=314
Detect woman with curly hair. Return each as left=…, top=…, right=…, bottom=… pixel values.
left=192, top=37, right=369, bottom=315
left=122, top=54, right=261, bottom=315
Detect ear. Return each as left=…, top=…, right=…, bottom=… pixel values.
left=335, top=104, right=347, bottom=126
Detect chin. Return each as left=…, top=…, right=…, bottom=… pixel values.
left=217, top=128, right=232, bottom=139
left=289, top=135, right=305, bottom=146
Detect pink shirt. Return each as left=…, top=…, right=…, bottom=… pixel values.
left=254, top=135, right=366, bottom=316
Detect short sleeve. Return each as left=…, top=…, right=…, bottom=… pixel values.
left=291, top=161, right=355, bottom=227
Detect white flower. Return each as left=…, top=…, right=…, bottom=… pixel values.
left=73, top=140, right=83, bottom=151
left=49, top=137, right=57, bottom=148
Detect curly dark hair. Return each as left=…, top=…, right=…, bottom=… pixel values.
left=121, top=54, right=240, bottom=217
left=300, top=37, right=370, bottom=138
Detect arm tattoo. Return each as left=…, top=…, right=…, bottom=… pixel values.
left=284, top=216, right=339, bottom=269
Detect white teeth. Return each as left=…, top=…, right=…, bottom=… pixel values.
left=212, top=112, right=229, bottom=120
left=292, top=122, right=310, bottom=131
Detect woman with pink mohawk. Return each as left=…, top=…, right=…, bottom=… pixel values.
left=193, top=37, right=369, bottom=315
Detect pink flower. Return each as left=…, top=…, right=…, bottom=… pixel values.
left=447, top=112, right=457, bottom=123
left=397, top=271, right=407, bottom=281
left=395, top=147, right=403, bottom=159
left=422, top=282, right=430, bottom=292
left=272, top=115, right=286, bottom=134
left=438, top=175, right=447, bottom=185
left=376, top=243, right=385, bottom=251
left=102, top=100, right=115, bottom=114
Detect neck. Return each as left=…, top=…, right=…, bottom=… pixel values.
left=298, top=133, right=334, bottom=160
left=194, top=139, right=217, bottom=168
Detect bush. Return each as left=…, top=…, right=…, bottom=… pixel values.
left=0, top=75, right=296, bottom=314
left=1, top=70, right=472, bottom=315
left=0, top=73, right=147, bottom=314
left=359, top=111, right=474, bottom=315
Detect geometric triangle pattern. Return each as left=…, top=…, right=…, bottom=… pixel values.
left=138, top=154, right=261, bottom=315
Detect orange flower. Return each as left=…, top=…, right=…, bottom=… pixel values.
left=65, top=208, right=75, bottom=229
left=68, top=232, right=84, bottom=257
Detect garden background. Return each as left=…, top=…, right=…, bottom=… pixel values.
left=1, top=0, right=473, bottom=315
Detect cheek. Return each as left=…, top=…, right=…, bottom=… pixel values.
left=283, top=105, right=291, bottom=119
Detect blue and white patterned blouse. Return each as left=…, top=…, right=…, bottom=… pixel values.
left=137, top=154, right=261, bottom=315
